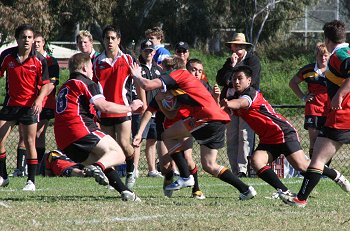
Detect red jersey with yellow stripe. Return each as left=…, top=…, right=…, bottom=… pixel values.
left=160, top=69, right=230, bottom=123
left=93, top=51, right=133, bottom=118
left=296, top=63, right=329, bottom=116
left=324, top=43, right=350, bottom=129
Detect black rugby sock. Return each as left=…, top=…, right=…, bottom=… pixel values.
left=218, top=167, right=249, bottom=193
left=297, top=167, right=322, bottom=201
left=171, top=151, right=190, bottom=178
left=105, top=168, right=129, bottom=193
left=0, top=152, right=8, bottom=179
left=257, top=166, right=288, bottom=192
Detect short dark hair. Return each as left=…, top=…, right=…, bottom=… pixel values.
left=68, top=53, right=91, bottom=72
left=102, top=25, right=121, bottom=39
left=323, top=20, right=346, bottom=43
left=186, top=58, right=203, bottom=70
left=233, top=65, right=253, bottom=78
left=15, top=24, right=35, bottom=39
left=145, top=27, right=164, bottom=41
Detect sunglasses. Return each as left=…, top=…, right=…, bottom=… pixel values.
left=176, top=49, right=188, bottom=54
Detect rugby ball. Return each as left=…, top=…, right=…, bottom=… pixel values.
left=161, top=94, right=180, bottom=111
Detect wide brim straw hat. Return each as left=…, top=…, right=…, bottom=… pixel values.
left=225, top=33, right=253, bottom=48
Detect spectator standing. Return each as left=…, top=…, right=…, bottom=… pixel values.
left=132, top=40, right=163, bottom=177
left=145, top=27, right=171, bottom=65
left=216, top=32, right=261, bottom=177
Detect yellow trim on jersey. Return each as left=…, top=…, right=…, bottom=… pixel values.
left=303, top=71, right=318, bottom=79
left=50, top=77, right=59, bottom=81
left=171, top=88, right=187, bottom=96
left=326, top=70, right=345, bottom=86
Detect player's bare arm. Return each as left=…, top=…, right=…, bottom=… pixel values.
left=32, top=83, right=55, bottom=115
left=331, top=77, right=350, bottom=110
left=130, top=63, right=162, bottom=91
left=93, top=98, right=143, bottom=114
left=132, top=109, right=153, bottom=147
left=220, top=97, right=250, bottom=110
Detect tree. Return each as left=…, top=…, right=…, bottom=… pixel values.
left=0, top=0, right=54, bottom=46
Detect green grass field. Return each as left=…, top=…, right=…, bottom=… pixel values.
left=1, top=176, right=349, bottom=231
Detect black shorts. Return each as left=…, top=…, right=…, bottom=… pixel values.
left=304, top=115, right=326, bottom=130
left=40, top=108, right=55, bottom=120
left=318, top=126, right=350, bottom=144
left=63, top=131, right=106, bottom=163
left=0, top=106, right=39, bottom=125
left=191, top=121, right=226, bottom=149
left=99, top=116, right=131, bottom=126
left=131, top=114, right=157, bottom=139
left=255, top=141, right=302, bottom=160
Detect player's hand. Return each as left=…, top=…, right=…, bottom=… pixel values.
left=130, top=99, right=143, bottom=112
left=303, top=93, right=315, bottom=102
left=230, top=53, right=239, bottom=67
left=32, top=99, right=43, bottom=115
left=331, top=94, right=343, bottom=110
left=133, top=134, right=142, bottom=147
left=213, top=84, right=221, bottom=96
left=129, top=63, right=142, bottom=78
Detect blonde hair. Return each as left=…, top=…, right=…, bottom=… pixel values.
left=315, top=42, right=329, bottom=55
left=76, top=30, right=93, bottom=42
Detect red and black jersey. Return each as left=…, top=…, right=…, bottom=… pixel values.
left=93, top=50, right=133, bottom=118
left=54, top=72, right=104, bottom=149
left=324, top=44, right=350, bottom=129
left=0, top=46, right=50, bottom=107
left=230, top=87, right=299, bottom=144
left=40, top=52, right=59, bottom=110
left=160, top=69, right=230, bottom=123
left=296, top=63, right=329, bottom=116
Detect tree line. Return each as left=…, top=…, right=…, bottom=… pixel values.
left=0, top=0, right=348, bottom=53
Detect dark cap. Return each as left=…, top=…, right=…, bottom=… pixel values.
left=141, top=40, right=155, bottom=51
left=175, top=41, right=189, bottom=51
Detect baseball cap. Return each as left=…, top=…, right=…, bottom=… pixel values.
left=175, top=41, right=189, bottom=51
left=141, top=40, right=155, bottom=51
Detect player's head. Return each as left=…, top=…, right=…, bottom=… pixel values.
left=323, top=20, right=346, bottom=44
left=140, top=40, right=156, bottom=62
left=161, top=56, right=186, bottom=72
left=175, top=41, right=190, bottom=63
left=76, top=30, right=94, bottom=54
left=232, top=65, right=252, bottom=93
left=315, top=42, right=329, bottom=66
left=15, top=24, right=35, bottom=51
left=34, top=32, right=45, bottom=54
left=15, top=24, right=35, bottom=39
left=186, top=58, right=203, bottom=79
left=102, top=25, right=121, bottom=53
left=68, top=53, right=93, bottom=79
left=145, top=26, right=164, bottom=45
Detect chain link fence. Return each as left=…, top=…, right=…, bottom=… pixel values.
left=3, top=105, right=350, bottom=177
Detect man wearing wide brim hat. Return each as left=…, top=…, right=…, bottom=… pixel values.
left=216, top=32, right=261, bottom=178
left=225, top=33, right=253, bottom=48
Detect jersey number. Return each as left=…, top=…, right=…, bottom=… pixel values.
left=56, top=87, right=68, bottom=113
